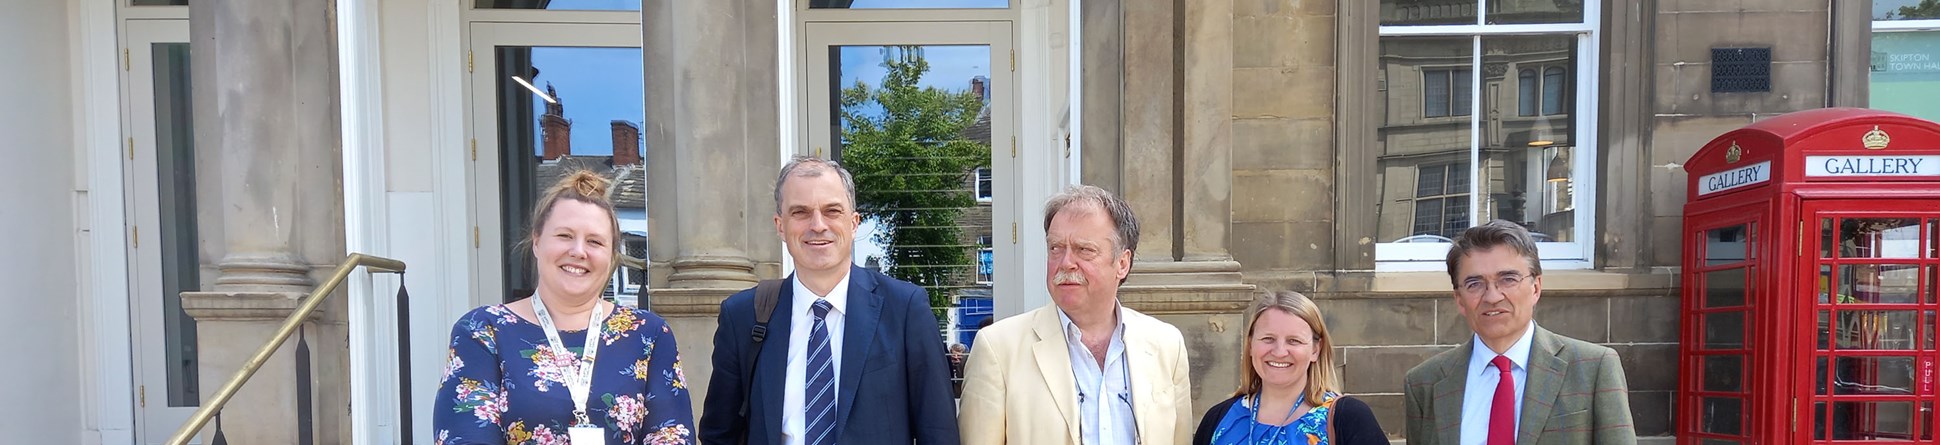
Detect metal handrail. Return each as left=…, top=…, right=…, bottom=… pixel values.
left=165, top=253, right=407, bottom=445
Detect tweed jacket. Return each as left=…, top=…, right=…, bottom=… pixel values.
left=1402, top=325, right=1636, bottom=445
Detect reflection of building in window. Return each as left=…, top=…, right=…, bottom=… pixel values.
left=524, top=85, right=650, bottom=302
left=1411, top=163, right=1470, bottom=239
left=1376, top=34, right=1582, bottom=249
left=1517, top=65, right=1568, bottom=116
left=1422, top=68, right=1473, bottom=117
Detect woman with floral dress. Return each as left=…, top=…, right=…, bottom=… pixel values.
left=1192, top=290, right=1385, bottom=445
left=434, top=171, right=693, bottom=445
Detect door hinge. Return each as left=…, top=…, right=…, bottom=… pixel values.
left=123, top=48, right=130, bottom=72
left=127, top=138, right=135, bottom=160
left=1790, top=397, right=1797, bottom=432
left=138, top=385, right=146, bottom=407
left=1798, top=219, right=1805, bottom=257
left=470, top=138, right=478, bottom=161
left=467, top=50, right=474, bottom=73
left=1009, top=49, right=1015, bottom=72
left=1011, top=222, right=1017, bottom=244
left=473, top=226, right=480, bottom=248
left=1010, top=136, right=1017, bottom=158
left=132, top=225, right=139, bottom=248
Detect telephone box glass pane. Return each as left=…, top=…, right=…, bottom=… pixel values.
left=1832, top=356, right=1916, bottom=395
left=1703, top=355, right=1743, bottom=392
left=1816, top=356, right=1829, bottom=394
left=1837, top=218, right=1923, bottom=259
left=1704, top=312, right=1746, bottom=350
left=1928, top=310, right=1937, bottom=349
left=1815, top=402, right=1827, bottom=440
left=1704, top=268, right=1747, bottom=308
left=1929, top=219, right=1937, bottom=258
left=1923, top=402, right=1934, bottom=440
left=1706, top=224, right=1750, bottom=265
left=1838, top=264, right=1922, bottom=304
left=1701, top=397, right=1743, bottom=434
left=1830, top=401, right=1915, bottom=440
left=1819, top=310, right=1832, bottom=350
left=1823, top=217, right=1836, bottom=258
left=1835, top=311, right=1919, bottom=350
left=1820, top=264, right=1834, bottom=304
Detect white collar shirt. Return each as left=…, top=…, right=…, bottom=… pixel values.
left=781, top=272, right=852, bottom=445
left=1459, top=321, right=1538, bottom=445
left=1057, top=306, right=1135, bottom=445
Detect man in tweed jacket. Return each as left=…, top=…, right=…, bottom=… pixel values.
left=1403, top=221, right=1635, bottom=445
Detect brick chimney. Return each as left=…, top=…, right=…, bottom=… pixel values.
left=970, top=76, right=987, bottom=103
left=611, top=120, right=641, bottom=166
left=540, top=83, right=571, bottom=161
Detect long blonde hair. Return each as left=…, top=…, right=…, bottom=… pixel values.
left=1233, top=290, right=1340, bottom=408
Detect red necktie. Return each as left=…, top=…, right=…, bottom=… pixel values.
left=1489, top=355, right=1516, bottom=445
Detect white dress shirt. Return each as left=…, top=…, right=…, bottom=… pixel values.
left=1057, top=306, right=1135, bottom=445
left=1460, top=321, right=1537, bottom=445
left=781, top=273, right=851, bottom=445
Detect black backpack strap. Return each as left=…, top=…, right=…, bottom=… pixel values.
left=736, top=279, right=786, bottom=423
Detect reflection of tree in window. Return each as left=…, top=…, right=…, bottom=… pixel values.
left=1883, top=0, right=1940, bottom=20
left=837, top=46, right=991, bottom=314
left=1411, top=163, right=1470, bottom=239
left=1422, top=68, right=1472, bottom=118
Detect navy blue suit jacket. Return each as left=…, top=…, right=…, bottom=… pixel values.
left=698, top=266, right=960, bottom=445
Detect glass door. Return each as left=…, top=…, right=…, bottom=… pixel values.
left=801, top=21, right=1014, bottom=351
left=468, top=22, right=645, bottom=308
left=123, top=18, right=201, bottom=445
left=1683, top=209, right=1762, bottom=445
left=1803, top=200, right=1940, bottom=443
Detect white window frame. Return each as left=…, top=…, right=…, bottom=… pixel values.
left=784, top=0, right=1076, bottom=318
left=1374, top=1, right=1601, bottom=272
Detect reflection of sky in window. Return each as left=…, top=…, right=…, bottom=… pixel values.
left=524, top=47, right=644, bottom=156
left=837, top=45, right=990, bottom=128
left=834, top=45, right=990, bottom=268
left=843, top=0, right=1008, bottom=8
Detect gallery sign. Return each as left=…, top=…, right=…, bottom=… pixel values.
left=1804, top=155, right=1940, bottom=177
left=1697, top=161, right=1772, bottom=196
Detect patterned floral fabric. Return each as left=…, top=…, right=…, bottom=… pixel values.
left=1208, top=392, right=1338, bottom=445
left=433, top=304, right=694, bottom=445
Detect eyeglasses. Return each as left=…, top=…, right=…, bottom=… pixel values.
left=1458, top=272, right=1534, bottom=296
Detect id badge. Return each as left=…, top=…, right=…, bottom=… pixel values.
left=568, top=425, right=605, bottom=445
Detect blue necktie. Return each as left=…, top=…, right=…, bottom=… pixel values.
left=805, top=300, right=837, bottom=445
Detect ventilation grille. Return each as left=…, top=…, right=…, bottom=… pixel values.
left=1711, top=47, right=1772, bottom=93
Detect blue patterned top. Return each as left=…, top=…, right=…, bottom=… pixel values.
left=1208, top=392, right=1338, bottom=445
left=432, top=304, right=695, bottom=445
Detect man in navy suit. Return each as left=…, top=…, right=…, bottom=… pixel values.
left=699, top=156, right=960, bottom=445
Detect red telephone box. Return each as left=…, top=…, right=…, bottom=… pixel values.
left=1680, top=107, right=1940, bottom=444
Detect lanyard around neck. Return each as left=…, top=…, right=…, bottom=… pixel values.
left=531, top=295, right=606, bottom=426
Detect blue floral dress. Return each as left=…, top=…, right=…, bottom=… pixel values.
left=1208, top=392, right=1338, bottom=445
left=433, top=304, right=694, bottom=445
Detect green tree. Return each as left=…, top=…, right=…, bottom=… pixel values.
left=1889, top=0, right=1940, bottom=19
left=838, top=47, right=990, bottom=313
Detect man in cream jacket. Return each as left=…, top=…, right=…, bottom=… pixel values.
left=957, top=185, right=1193, bottom=445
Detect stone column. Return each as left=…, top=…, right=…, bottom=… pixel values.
left=181, top=0, right=349, bottom=443
left=643, top=0, right=779, bottom=416
left=1090, top=0, right=1252, bottom=416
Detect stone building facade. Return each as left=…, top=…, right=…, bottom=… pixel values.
left=0, top=0, right=1923, bottom=443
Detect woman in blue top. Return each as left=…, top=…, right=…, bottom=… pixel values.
left=1193, top=290, right=1385, bottom=445
left=433, top=171, right=694, bottom=445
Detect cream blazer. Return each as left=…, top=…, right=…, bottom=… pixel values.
left=958, top=304, right=1193, bottom=445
